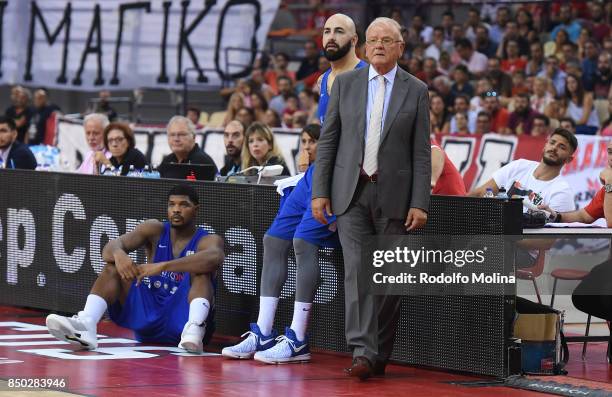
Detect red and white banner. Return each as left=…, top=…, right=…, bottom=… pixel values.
left=438, top=133, right=611, bottom=208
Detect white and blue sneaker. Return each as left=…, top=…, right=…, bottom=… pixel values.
left=253, top=327, right=311, bottom=364
left=221, top=323, right=278, bottom=359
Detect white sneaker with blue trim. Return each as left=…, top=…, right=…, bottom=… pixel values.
left=253, top=327, right=311, bottom=364
left=221, top=323, right=278, bottom=359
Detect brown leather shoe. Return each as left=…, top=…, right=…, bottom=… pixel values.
left=372, top=361, right=386, bottom=377
left=345, top=356, right=373, bottom=380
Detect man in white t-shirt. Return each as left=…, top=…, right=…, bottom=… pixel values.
left=468, top=128, right=577, bottom=213
left=468, top=128, right=577, bottom=268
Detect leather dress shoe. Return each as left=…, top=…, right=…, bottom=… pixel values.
left=372, top=361, right=386, bottom=377
left=345, top=356, right=373, bottom=380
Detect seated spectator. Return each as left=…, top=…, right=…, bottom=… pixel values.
left=441, top=11, right=454, bottom=42
left=562, top=74, right=599, bottom=134
left=516, top=9, right=535, bottom=42
left=263, top=109, right=281, bottom=128
left=89, top=90, right=117, bottom=122
left=250, top=91, right=269, bottom=124
left=538, top=56, right=567, bottom=97
left=550, top=4, right=582, bottom=43
left=296, top=124, right=320, bottom=173
left=407, top=58, right=423, bottom=77
left=496, top=21, right=529, bottom=58
left=509, top=93, right=540, bottom=135
left=78, top=113, right=110, bottom=175
left=97, top=123, right=147, bottom=175
left=526, top=42, right=545, bottom=77
left=249, top=67, right=274, bottom=101
left=500, top=39, right=527, bottom=74
left=220, top=120, right=245, bottom=176
left=269, top=76, right=294, bottom=115
left=30, top=88, right=61, bottom=145
left=474, top=24, right=497, bottom=58
left=531, top=114, right=551, bottom=137
left=576, top=27, right=591, bottom=60
left=482, top=92, right=510, bottom=134
left=464, top=7, right=489, bottom=42
left=5, top=86, right=34, bottom=144
left=544, top=28, right=569, bottom=62
left=302, top=55, right=330, bottom=90
left=489, top=6, right=511, bottom=45
left=292, top=111, right=309, bottom=130
left=425, top=26, right=452, bottom=61
left=486, top=57, right=512, bottom=97
left=281, top=93, right=299, bottom=128
left=589, top=2, right=610, bottom=43
left=600, top=99, right=612, bottom=136
left=510, top=70, right=530, bottom=97
left=470, top=77, right=493, bottom=113
left=241, top=122, right=290, bottom=175
left=561, top=42, right=580, bottom=69
left=432, top=75, right=454, bottom=110
left=236, top=107, right=255, bottom=129
left=469, top=128, right=576, bottom=208
left=559, top=117, right=577, bottom=134
left=265, top=52, right=296, bottom=95
left=450, top=95, right=476, bottom=133
left=0, top=116, right=36, bottom=169
left=186, top=106, right=202, bottom=129
left=406, top=14, right=433, bottom=47
left=531, top=76, right=556, bottom=117
left=305, top=0, right=332, bottom=49
left=593, top=52, right=611, bottom=100
left=451, top=65, right=474, bottom=100
left=429, top=94, right=450, bottom=134
left=161, top=116, right=217, bottom=172
left=475, top=111, right=494, bottom=134
left=416, top=57, right=441, bottom=87
left=451, top=112, right=470, bottom=135
left=437, top=51, right=452, bottom=76
left=222, top=93, right=245, bottom=127
left=296, top=41, right=320, bottom=81
left=298, top=88, right=319, bottom=125
left=453, top=38, right=488, bottom=77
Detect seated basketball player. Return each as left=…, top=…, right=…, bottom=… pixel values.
left=46, top=185, right=224, bottom=353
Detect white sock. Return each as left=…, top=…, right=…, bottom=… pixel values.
left=79, top=294, right=107, bottom=323
left=188, top=298, right=210, bottom=325
left=257, top=296, right=279, bottom=336
left=290, top=301, right=312, bottom=341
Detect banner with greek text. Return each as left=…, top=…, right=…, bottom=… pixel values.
left=0, top=0, right=280, bottom=90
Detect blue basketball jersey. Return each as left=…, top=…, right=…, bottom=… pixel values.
left=318, top=60, right=368, bottom=124
left=108, top=222, right=214, bottom=344
left=147, top=222, right=208, bottom=296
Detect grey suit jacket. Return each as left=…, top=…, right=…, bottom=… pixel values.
left=312, top=65, right=431, bottom=219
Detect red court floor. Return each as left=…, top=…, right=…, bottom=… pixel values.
left=0, top=306, right=608, bottom=396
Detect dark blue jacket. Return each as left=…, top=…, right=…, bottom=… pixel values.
left=6, top=141, right=37, bottom=170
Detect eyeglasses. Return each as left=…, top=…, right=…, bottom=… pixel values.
left=365, top=37, right=403, bottom=46
left=107, top=137, right=126, bottom=144
left=484, top=91, right=498, bottom=97
left=168, top=132, right=191, bottom=139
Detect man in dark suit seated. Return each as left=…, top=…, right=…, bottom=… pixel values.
left=161, top=116, right=218, bottom=173
left=0, top=116, right=37, bottom=170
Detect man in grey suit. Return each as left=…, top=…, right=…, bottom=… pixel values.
left=312, top=17, right=431, bottom=380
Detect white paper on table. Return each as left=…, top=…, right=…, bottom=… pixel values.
left=545, top=218, right=608, bottom=228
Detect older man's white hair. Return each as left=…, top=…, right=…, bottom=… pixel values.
left=167, top=115, right=196, bottom=136
left=366, top=17, right=404, bottom=41
left=83, top=113, right=110, bottom=129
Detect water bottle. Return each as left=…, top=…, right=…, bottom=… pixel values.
left=127, top=165, right=136, bottom=177
left=116, top=165, right=123, bottom=176
left=150, top=166, right=160, bottom=179
left=496, top=186, right=508, bottom=199
left=484, top=188, right=494, bottom=198
left=141, top=165, right=151, bottom=178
